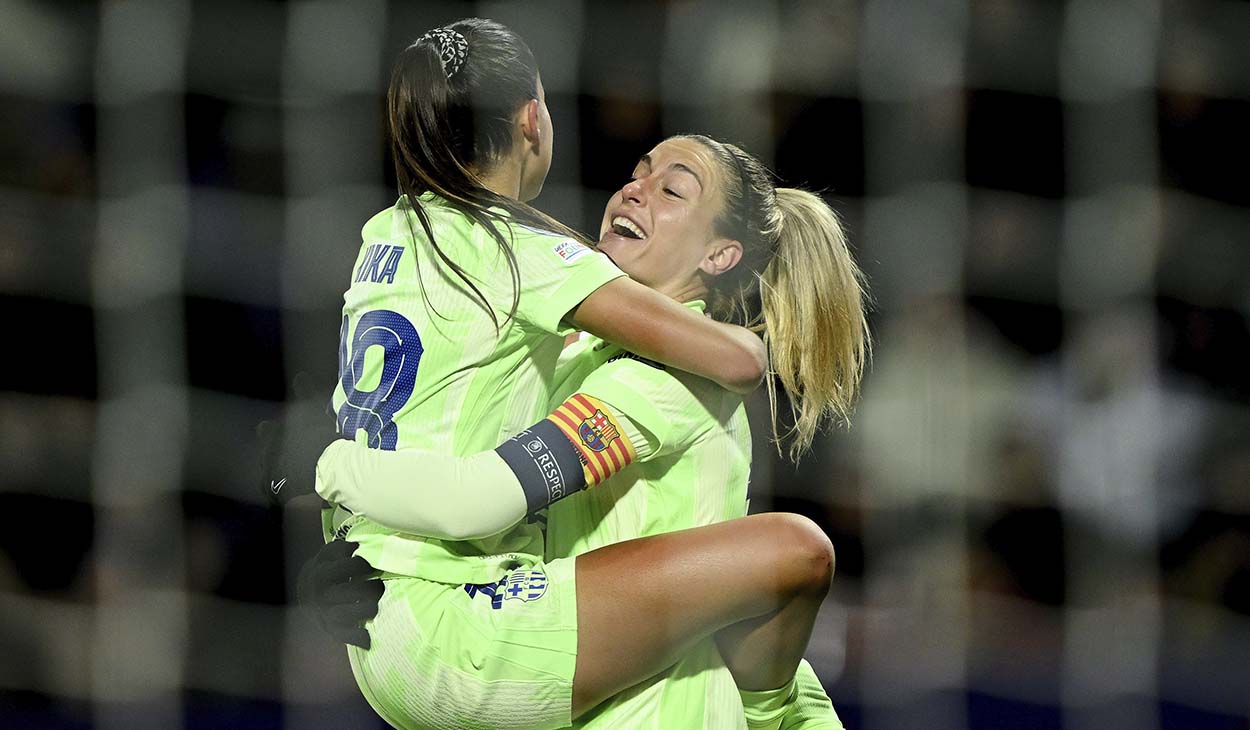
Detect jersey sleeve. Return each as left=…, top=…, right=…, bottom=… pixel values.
left=315, top=440, right=530, bottom=541
left=509, top=232, right=626, bottom=335
left=576, top=354, right=716, bottom=462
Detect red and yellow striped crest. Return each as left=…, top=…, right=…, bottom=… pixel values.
left=547, top=393, right=637, bottom=487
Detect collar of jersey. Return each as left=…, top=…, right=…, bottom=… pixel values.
left=409, top=190, right=514, bottom=219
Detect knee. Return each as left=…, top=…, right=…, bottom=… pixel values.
left=767, top=513, right=835, bottom=597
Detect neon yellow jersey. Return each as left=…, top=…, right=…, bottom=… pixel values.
left=544, top=300, right=752, bottom=730
left=325, top=193, right=625, bottom=584
left=545, top=301, right=751, bottom=554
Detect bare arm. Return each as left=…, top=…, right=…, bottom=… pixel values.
left=568, top=277, right=767, bottom=395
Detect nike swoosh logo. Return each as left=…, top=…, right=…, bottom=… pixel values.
left=270, top=477, right=287, bottom=495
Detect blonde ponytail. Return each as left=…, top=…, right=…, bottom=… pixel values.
left=761, top=188, right=870, bottom=460
left=678, top=134, right=870, bottom=461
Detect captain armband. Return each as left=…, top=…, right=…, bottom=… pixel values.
left=494, top=394, right=638, bottom=513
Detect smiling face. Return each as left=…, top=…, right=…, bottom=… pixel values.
left=597, top=137, right=743, bottom=301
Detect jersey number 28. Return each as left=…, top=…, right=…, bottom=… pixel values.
left=337, top=310, right=422, bottom=450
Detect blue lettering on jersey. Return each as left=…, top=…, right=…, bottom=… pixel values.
left=377, top=246, right=404, bottom=284
left=353, top=244, right=405, bottom=284
left=353, top=245, right=383, bottom=282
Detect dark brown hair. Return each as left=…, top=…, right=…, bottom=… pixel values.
left=388, top=18, right=588, bottom=326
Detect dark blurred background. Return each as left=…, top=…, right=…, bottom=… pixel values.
left=1, top=1, right=1248, bottom=729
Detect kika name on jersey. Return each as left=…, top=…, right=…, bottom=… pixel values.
left=354, top=244, right=405, bottom=284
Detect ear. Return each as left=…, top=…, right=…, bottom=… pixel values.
left=520, top=98, right=541, bottom=149
left=699, top=239, right=743, bottom=277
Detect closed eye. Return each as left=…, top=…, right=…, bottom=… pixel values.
left=664, top=187, right=683, bottom=199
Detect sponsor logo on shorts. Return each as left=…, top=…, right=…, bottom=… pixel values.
left=553, top=240, right=591, bottom=263
left=577, top=409, right=620, bottom=452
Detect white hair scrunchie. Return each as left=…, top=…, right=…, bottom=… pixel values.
left=421, top=27, right=468, bottom=79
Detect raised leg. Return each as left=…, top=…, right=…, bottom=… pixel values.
left=571, top=512, right=835, bottom=718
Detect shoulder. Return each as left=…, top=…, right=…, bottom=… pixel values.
left=363, top=197, right=473, bottom=248
left=580, top=356, right=742, bottom=460
left=587, top=353, right=735, bottom=431
left=506, top=221, right=597, bottom=264
left=360, top=205, right=395, bottom=240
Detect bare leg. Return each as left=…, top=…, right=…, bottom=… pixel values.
left=713, top=579, right=827, bottom=691
left=571, top=512, right=834, bottom=718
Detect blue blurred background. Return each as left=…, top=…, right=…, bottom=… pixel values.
left=1, top=1, right=1248, bottom=728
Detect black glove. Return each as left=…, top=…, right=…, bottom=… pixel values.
left=297, top=539, right=383, bottom=649
left=257, top=373, right=342, bottom=506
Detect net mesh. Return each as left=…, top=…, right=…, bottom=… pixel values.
left=2, top=1, right=1249, bottom=728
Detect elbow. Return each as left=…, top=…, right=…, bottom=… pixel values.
left=724, top=335, right=768, bottom=394
left=431, top=516, right=513, bottom=543
left=438, top=525, right=480, bottom=542
left=373, top=514, right=480, bottom=542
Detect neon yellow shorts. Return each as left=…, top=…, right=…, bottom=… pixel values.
left=347, top=556, right=579, bottom=730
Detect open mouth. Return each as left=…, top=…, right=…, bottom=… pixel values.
left=609, top=215, right=645, bottom=240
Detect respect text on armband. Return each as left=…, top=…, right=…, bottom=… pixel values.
left=521, top=429, right=567, bottom=501
left=496, top=420, right=589, bottom=513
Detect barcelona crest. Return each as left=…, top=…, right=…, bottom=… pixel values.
left=546, top=393, right=638, bottom=487
left=578, top=409, right=620, bottom=452
left=502, top=569, right=548, bottom=603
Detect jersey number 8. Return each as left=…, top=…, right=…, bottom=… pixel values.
left=337, top=310, right=422, bottom=450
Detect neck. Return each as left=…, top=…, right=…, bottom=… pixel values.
left=657, top=276, right=708, bottom=306
left=475, top=157, right=525, bottom=201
